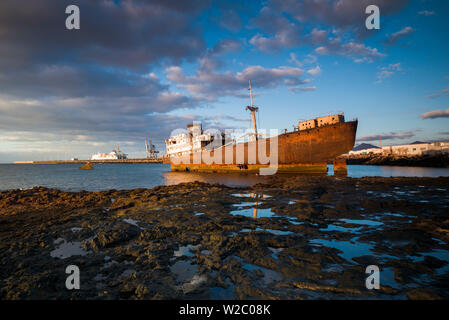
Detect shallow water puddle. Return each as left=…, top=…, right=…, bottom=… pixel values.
left=50, top=238, right=91, bottom=259
left=412, top=248, right=449, bottom=275
left=240, top=228, right=292, bottom=236
left=210, top=277, right=235, bottom=299
left=381, top=267, right=400, bottom=289
left=339, top=219, right=383, bottom=227
left=242, top=263, right=282, bottom=285
left=322, top=264, right=345, bottom=273
left=268, top=247, right=284, bottom=259
left=232, top=193, right=271, bottom=199
left=265, top=229, right=293, bottom=236
left=287, top=217, right=303, bottom=225
left=310, top=238, right=374, bottom=262
left=230, top=207, right=275, bottom=218
left=170, top=260, right=198, bottom=283
left=320, top=224, right=362, bottom=233
left=123, top=218, right=140, bottom=227
left=232, top=202, right=258, bottom=208
left=182, top=274, right=207, bottom=293
left=383, top=212, right=408, bottom=218
left=173, top=244, right=198, bottom=258
left=71, top=227, right=82, bottom=233
left=194, top=212, right=205, bottom=216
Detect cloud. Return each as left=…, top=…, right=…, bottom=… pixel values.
left=270, top=0, right=410, bottom=37
left=212, top=114, right=251, bottom=122
left=420, top=108, right=449, bottom=119
left=425, top=88, right=449, bottom=99
left=289, top=53, right=318, bottom=67
left=289, top=86, right=317, bottom=93
left=289, top=53, right=303, bottom=67
left=0, top=0, right=208, bottom=70
left=166, top=64, right=308, bottom=99
left=315, top=37, right=385, bottom=62
left=250, top=1, right=400, bottom=62
left=0, top=0, right=218, bottom=161
left=306, top=28, right=329, bottom=45
left=219, top=9, right=242, bottom=33
left=307, top=66, right=322, bottom=76
left=418, top=10, right=435, bottom=16
left=198, top=39, right=243, bottom=71
left=384, top=27, right=414, bottom=46
left=250, top=11, right=302, bottom=53
left=357, top=132, right=415, bottom=141
left=426, top=93, right=441, bottom=99
left=376, top=63, right=402, bottom=83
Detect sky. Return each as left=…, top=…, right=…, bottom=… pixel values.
left=0, top=0, right=448, bottom=162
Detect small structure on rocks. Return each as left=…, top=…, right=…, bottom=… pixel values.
left=79, top=162, right=94, bottom=170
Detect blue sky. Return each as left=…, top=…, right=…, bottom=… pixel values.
left=0, top=0, right=448, bottom=162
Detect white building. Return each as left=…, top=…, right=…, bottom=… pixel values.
left=381, top=142, right=449, bottom=156
left=348, top=148, right=382, bottom=156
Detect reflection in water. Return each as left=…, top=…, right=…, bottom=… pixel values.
left=50, top=238, right=91, bottom=259
left=163, top=171, right=270, bottom=187
left=230, top=192, right=273, bottom=219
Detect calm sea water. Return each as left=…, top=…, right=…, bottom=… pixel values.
left=0, top=163, right=448, bottom=192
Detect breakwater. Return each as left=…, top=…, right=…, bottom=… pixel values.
left=343, top=154, right=449, bottom=168
left=13, top=158, right=162, bottom=164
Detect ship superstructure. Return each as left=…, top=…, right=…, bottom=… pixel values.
left=165, top=123, right=225, bottom=157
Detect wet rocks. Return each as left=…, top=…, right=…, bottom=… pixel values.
left=0, top=176, right=448, bottom=300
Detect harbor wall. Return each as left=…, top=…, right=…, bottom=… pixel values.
left=13, top=159, right=163, bottom=164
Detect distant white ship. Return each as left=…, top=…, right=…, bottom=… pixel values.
left=91, top=145, right=128, bottom=160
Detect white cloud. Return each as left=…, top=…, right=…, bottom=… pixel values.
left=418, top=10, right=435, bottom=16
left=307, top=65, right=321, bottom=76
left=376, top=63, right=402, bottom=83
left=384, top=27, right=414, bottom=45
left=166, top=64, right=308, bottom=99
left=315, top=37, right=385, bottom=63
left=421, top=108, right=449, bottom=119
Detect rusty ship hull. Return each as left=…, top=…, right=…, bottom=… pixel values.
left=165, top=120, right=358, bottom=173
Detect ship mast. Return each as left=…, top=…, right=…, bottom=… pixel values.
left=246, top=80, right=259, bottom=140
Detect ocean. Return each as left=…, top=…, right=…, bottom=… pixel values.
left=1, top=163, right=449, bottom=192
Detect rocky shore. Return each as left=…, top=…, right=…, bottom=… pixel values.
left=1, top=176, right=449, bottom=300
